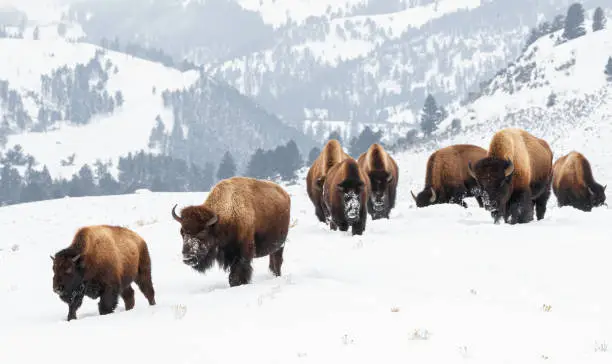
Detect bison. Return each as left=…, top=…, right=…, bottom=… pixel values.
left=322, top=157, right=369, bottom=235
left=467, top=128, right=553, bottom=224
left=357, top=143, right=399, bottom=219
left=411, top=144, right=487, bottom=209
left=552, top=151, right=607, bottom=211
left=171, top=176, right=291, bottom=287
left=51, top=225, right=156, bottom=321
left=306, top=139, right=350, bottom=223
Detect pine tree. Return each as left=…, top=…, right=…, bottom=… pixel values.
left=278, top=140, right=302, bottom=181
left=246, top=148, right=266, bottom=178
left=328, top=130, right=342, bottom=144
left=593, top=7, right=606, bottom=32
left=563, top=3, right=586, bottom=40
left=420, top=94, right=443, bottom=136
left=307, top=147, right=321, bottom=165
left=349, top=126, right=382, bottom=156
left=605, top=57, right=612, bottom=80
left=547, top=92, right=557, bottom=107
left=217, top=151, right=236, bottom=181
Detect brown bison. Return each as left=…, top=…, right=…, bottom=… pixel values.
left=322, top=157, right=369, bottom=235
left=552, top=151, right=607, bottom=211
left=171, top=176, right=291, bottom=287
left=306, top=139, right=350, bottom=223
left=357, top=143, right=399, bottom=219
left=467, top=128, right=553, bottom=224
left=411, top=144, right=487, bottom=209
left=51, top=225, right=156, bottom=321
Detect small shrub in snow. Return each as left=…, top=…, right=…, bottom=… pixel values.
left=409, top=328, right=431, bottom=340
left=594, top=341, right=608, bottom=352
left=10, top=244, right=19, bottom=252
left=172, top=304, right=187, bottom=320
left=341, top=334, right=355, bottom=345
left=541, top=304, right=552, bottom=312
left=390, top=306, right=400, bottom=312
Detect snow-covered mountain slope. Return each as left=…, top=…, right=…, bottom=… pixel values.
left=0, top=38, right=314, bottom=179
left=1, top=133, right=611, bottom=363
left=64, top=0, right=605, bottom=143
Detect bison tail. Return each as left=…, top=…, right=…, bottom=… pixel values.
left=138, top=243, right=153, bottom=278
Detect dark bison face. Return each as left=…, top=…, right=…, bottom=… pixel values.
left=368, top=171, right=393, bottom=212
left=588, top=183, right=607, bottom=208
left=336, top=181, right=365, bottom=223
left=411, top=187, right=436, bottom=207
left=171, top=204, right=219, bottom=270
left=468, top=157, right=514, bottom=215
left=51, top=253, right=85, bottom=303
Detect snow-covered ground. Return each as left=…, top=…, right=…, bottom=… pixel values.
left=1, top=142, right=611, bottom=363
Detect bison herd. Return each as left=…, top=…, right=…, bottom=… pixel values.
left=50, top=127, right=606, bottom=321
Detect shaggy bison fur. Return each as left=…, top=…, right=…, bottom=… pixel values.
left=467, top=128, right=553, bottom=224
left=411, top=144, right=487, bottom=208
left=51, top=225, right=156, bottom=321
left=357, top=143, right=399, bottom=219
left=552, top=151, right=607, bottom=211
left=171, top=177, right=291, bottom=287
left=322, top=157, right=369, bottom=235
left=306, top=139, right=350, bottom=223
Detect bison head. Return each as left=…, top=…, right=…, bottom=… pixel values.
left=368, top=171, right=394, bottom=212
left=588, top=183, right=607, bottom=208
left=51, top=249, right=85, bottom=303
left=410, top=187, right=437, bottom=208
left=171, top=204, right=219, bottom=272
left=334, top=180, right=365, bottom=223
left=468, top=157, right=514, bottom=219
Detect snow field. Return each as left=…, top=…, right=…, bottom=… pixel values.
left=0, top=145, right=611, bottom=363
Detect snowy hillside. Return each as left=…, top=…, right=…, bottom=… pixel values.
left=62, top=0, right=609, bottom=143
left=0, top=38, right=314, bottom=180
left=1, top=127, right=611, bottom=362
left=406, top=5, right=612, bottom=181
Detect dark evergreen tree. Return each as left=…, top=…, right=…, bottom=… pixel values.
left=547, top=92, right=557, bottom=107
left=217, top=151, right=237, bottom=180
left=605, top=57, right=612, bottom=78
left=593, top=7, right=606, bottom=31
left=246, top=148, right=267, bottom=178
left=115, top=90, right=124, bottom=107
left=563, top=3, right=586, bottom=40
left=349, top=126, right=382, bottom=156
left=451, top=118, right=461, bottom=132
left=278, top=140, right=302, bottom=181
left=307, top=146, right=321, bottom=166
left=328, top=130, right=343, bottom=144
left=0, top=164, right=22, bottom=205
left=420, top=94, right=444, bottom=136
left=69, top=164, right=97, bottom=197
left=148, top=116, right=166, bottom=150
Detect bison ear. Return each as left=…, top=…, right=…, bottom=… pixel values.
left=336, top=184, right=345, bottom=192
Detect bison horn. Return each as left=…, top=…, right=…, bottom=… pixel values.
left=171, top=204, right=183, bottom=222
left=604, top=185, right=607, bottom=191
left=588, top=187, right=594, bottom=196
left=71, top=254, right=81, bottom=263
left=206, top=213, right=218, bottom=227
left=50, top=255, right=54, bottom=261
left=410, top=190, right=417, bottom=202
left=467, top=161, right=476, bottom=179
left=429, top=187, right=437, bottom=203
left=504, top=159, right=514, bottom=177
left=386, top=174, right=393, bottom=182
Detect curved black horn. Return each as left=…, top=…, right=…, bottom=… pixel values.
left=171, top=204, right=183, bottom=222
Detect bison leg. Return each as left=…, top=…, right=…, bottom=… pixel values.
left=229, top=258, right=253, bottom=287
left=534, top=187, right=551, bottom=220
left=121, top=285, right=135, bottom=310
left=269, top=247, right=284, bottom=277
left=67, top=294, right=84, bottom=321
left=351, top=212, right=367, bottom=236
left=98, top=286, right=119, bottom=315
left=507, top=190, right=534, bottom=224
left=315, top=203, right=326, bottom=223
left=475, top=195, right=484, bottom=208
